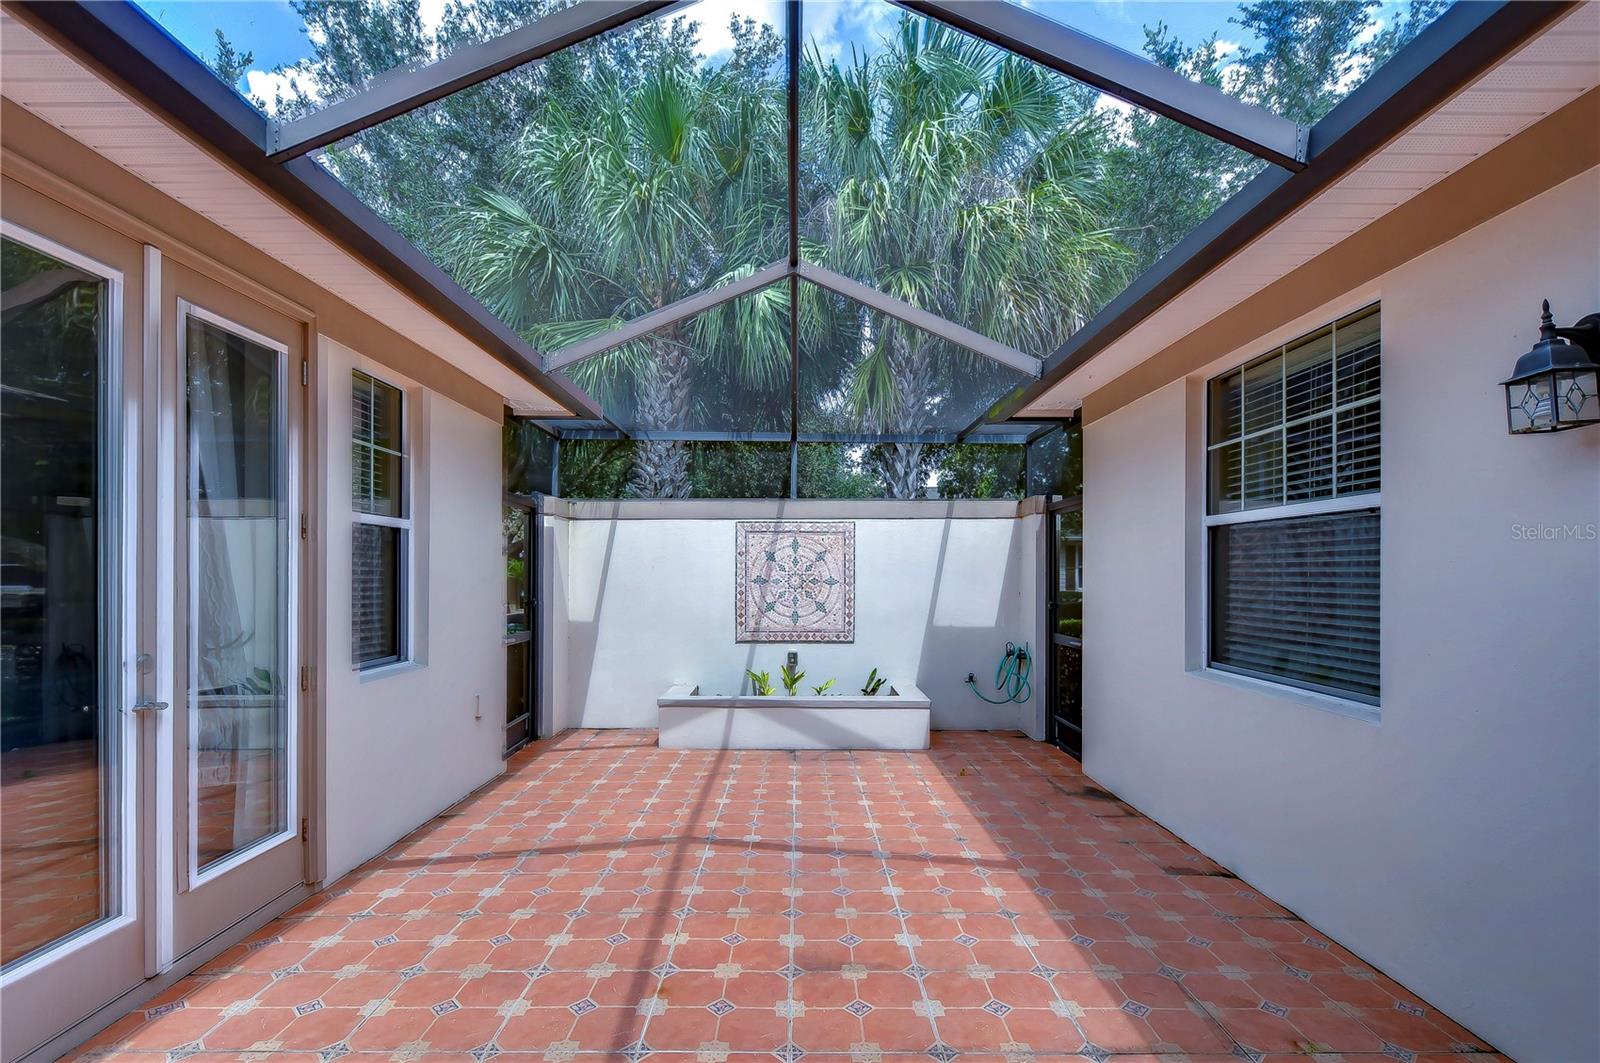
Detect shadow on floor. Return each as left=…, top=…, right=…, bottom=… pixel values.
left=68, top=729, right=1499, bottom=1061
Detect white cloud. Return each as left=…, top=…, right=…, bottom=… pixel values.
left=245, top=65, right=321, bottom=114
left=682, top=0, right=785, bottom=58
left=418, top=0, right=449, bottom=39
left=1093, top=92, right=1134, bottom=117
left=804, top=0, right=895, bottom=62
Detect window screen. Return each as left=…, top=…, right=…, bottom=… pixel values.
left=1210, top=509, right=1380, bottom=703
left=1206, top=306, right=1381, bottom=705
left=352, top=371, right=407, bottom=667
left=1208, top=306, right=1380, bottom=512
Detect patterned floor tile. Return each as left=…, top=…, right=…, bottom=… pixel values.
left=62, top=731, right=1492, bottom=1061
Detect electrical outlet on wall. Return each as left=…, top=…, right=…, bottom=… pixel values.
left=786, top=651, right=798, bottom=670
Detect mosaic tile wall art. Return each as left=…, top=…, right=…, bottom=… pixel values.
left=735, top=521, right=855, bottom=642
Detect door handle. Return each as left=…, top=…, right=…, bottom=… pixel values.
left=132, top=697, right=169, bottom=714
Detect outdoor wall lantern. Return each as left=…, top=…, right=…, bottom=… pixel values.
left=1503, top=301, right=1600, bottom=433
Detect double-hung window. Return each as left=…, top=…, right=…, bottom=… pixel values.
left=1205, top=305, right=1381, bottom=706
left=352, top=370, right=408, bottom=669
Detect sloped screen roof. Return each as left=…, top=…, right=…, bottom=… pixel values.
left=133, top=0, right=1452, bottom=446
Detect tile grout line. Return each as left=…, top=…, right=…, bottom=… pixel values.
left=465, top=741, right=640, bottom=1060
left=850, top=749, right=946, bottom=1059
left=67, top=733, right=1490, bottom=1063
left=634, top=748, right=741, bottom=1059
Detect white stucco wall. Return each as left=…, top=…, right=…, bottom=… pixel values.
left=537, top=513, right=572, bottom=740
left=542, top=502, right=1044, bottom=734
left=1082, top=169, right=1600, bottom=1062
left=317, top=338, right=507, bottom=883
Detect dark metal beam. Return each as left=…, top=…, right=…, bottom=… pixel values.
left=798, top=262, right=1039, bottom=376
left=963, top=0, right=1576, bottom=432
left=9, top=0, right=605, bottom=419
left=552, top=429, right=1040, bottom=445
left=266, top=0, right=687, bottom=160
left=545, top=261, right=789, bottom=370
left=959, top=415, right=1075, bottom=444
left=786, top=0, right=803, bottom=498
left=558, top=429, right=793, bottom=442
left=890, top=0, right=1308, bottom=170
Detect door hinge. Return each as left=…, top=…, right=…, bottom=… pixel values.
left=300, top=512, right=308, bottom=540
left=300, top=665, right=309, bottom=692
left=300, top=817, right=309, bottom=842
left=301, top=359, right=309, bottom=386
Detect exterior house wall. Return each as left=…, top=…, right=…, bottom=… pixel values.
left=541, top=502, right=1044, bottom=734
left=0, top=112, right=512, bottom=1050
left=318, top=338, right=507, bottom=883
left=2, top=109, right=515, bottom=888
left=1082, top=168, right=1599, bottom=1063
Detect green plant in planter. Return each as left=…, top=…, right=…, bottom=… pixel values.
left=746, top=669, right=775, bottom=696
left=237, top=667, right=278, bottom=696
left=861, top=668, right=887, bottom=696
left=780, top=662, right=806, bottom=696
left=811, top=678, right=836, bottom=695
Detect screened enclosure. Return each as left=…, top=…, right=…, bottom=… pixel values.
left=140, top=0, right=1451, bottom=499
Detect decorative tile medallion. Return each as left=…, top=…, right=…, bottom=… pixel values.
left=735, top=521, right=854, bottom=643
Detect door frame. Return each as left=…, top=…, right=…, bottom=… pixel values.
left=1045, top=496, right=1084, bottom=758
left=503, top=493, right=537, bottom=754
left=0, top=152, right=325, bottom=1063
left=0, top=216, right=147, bottom=1058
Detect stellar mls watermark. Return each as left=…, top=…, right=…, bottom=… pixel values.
left=1510, top=522, right=1598, bottom=541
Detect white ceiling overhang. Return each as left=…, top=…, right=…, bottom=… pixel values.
left=1019, top=1, right=1600, bottom=417
left=0, top=8, right=574, bottom=417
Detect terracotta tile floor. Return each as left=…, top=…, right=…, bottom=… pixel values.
left=2, top=739, right=104, bottom=966
left=71, top=730, right=1499, bottom=1062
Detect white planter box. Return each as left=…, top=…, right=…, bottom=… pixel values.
left=658, top=683, right=931, bottom=750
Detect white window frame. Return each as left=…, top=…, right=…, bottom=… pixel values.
left=1199, top=303, right=1382, bottom=719
left=178, top=300, right=302, bottom=890
left=351, top=368, right=412, bottom=672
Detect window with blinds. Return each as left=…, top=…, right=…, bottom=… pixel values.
left=352, top=371, right=408, bottom=668
left=1206, top=306, right=1380, bottom=706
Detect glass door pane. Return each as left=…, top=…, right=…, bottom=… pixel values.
left=184, top=314, right=290, bottom=871
left=1049, top=507, right=1084, bottom=759
left=505, top=505, right=529, bottom=638
left=0, top=236, right=119, bottom=968
left=1055, top=510, right=1084, bottom=639
left=504, top=504, right=532, bottom=753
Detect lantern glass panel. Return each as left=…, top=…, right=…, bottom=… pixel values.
left=1554, top=368, right=1600, bottom=426
left=1507, top=375, right=1554, bottom=433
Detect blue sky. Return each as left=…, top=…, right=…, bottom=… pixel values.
left=132, top=0, right=1280, bottom=103
left=131, top=0, right=1416, bottom=114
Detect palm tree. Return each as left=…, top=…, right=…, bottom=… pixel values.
left=443, top=24, right=789, bottom=497
left=802, top=15, right=1130, bottom=497
left=446, top=12, right=1129, bottom=499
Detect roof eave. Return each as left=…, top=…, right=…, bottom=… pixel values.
left=977, top=0, right=1577, bottom=430
left=5, top=0, right=604, bottom=420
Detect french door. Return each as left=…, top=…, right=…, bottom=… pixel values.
left=1046, top=501, right=1084, bottom=758
left=503, top=497, right=535, bottom=754
left=161, top=263, right=306, bottom=961
left=1, top=219, right=149, bottom=1062
left=0, top=217, right=307, bottom=1059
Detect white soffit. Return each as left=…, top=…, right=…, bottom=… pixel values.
left=0, top=10, right=570, bottom=417
left=1022, top=1, right=1600, bottom=416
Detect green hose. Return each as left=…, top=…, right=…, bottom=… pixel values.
left=966, top=641, right=1032, bottom=704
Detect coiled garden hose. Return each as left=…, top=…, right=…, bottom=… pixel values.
left=966, top=642, right=1032, bottom=704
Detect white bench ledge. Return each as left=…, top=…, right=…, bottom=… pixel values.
left=658, top=683, right=930, bottom=750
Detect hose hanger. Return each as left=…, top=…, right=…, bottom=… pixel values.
left=967, top=642, right=1032, bottom=705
